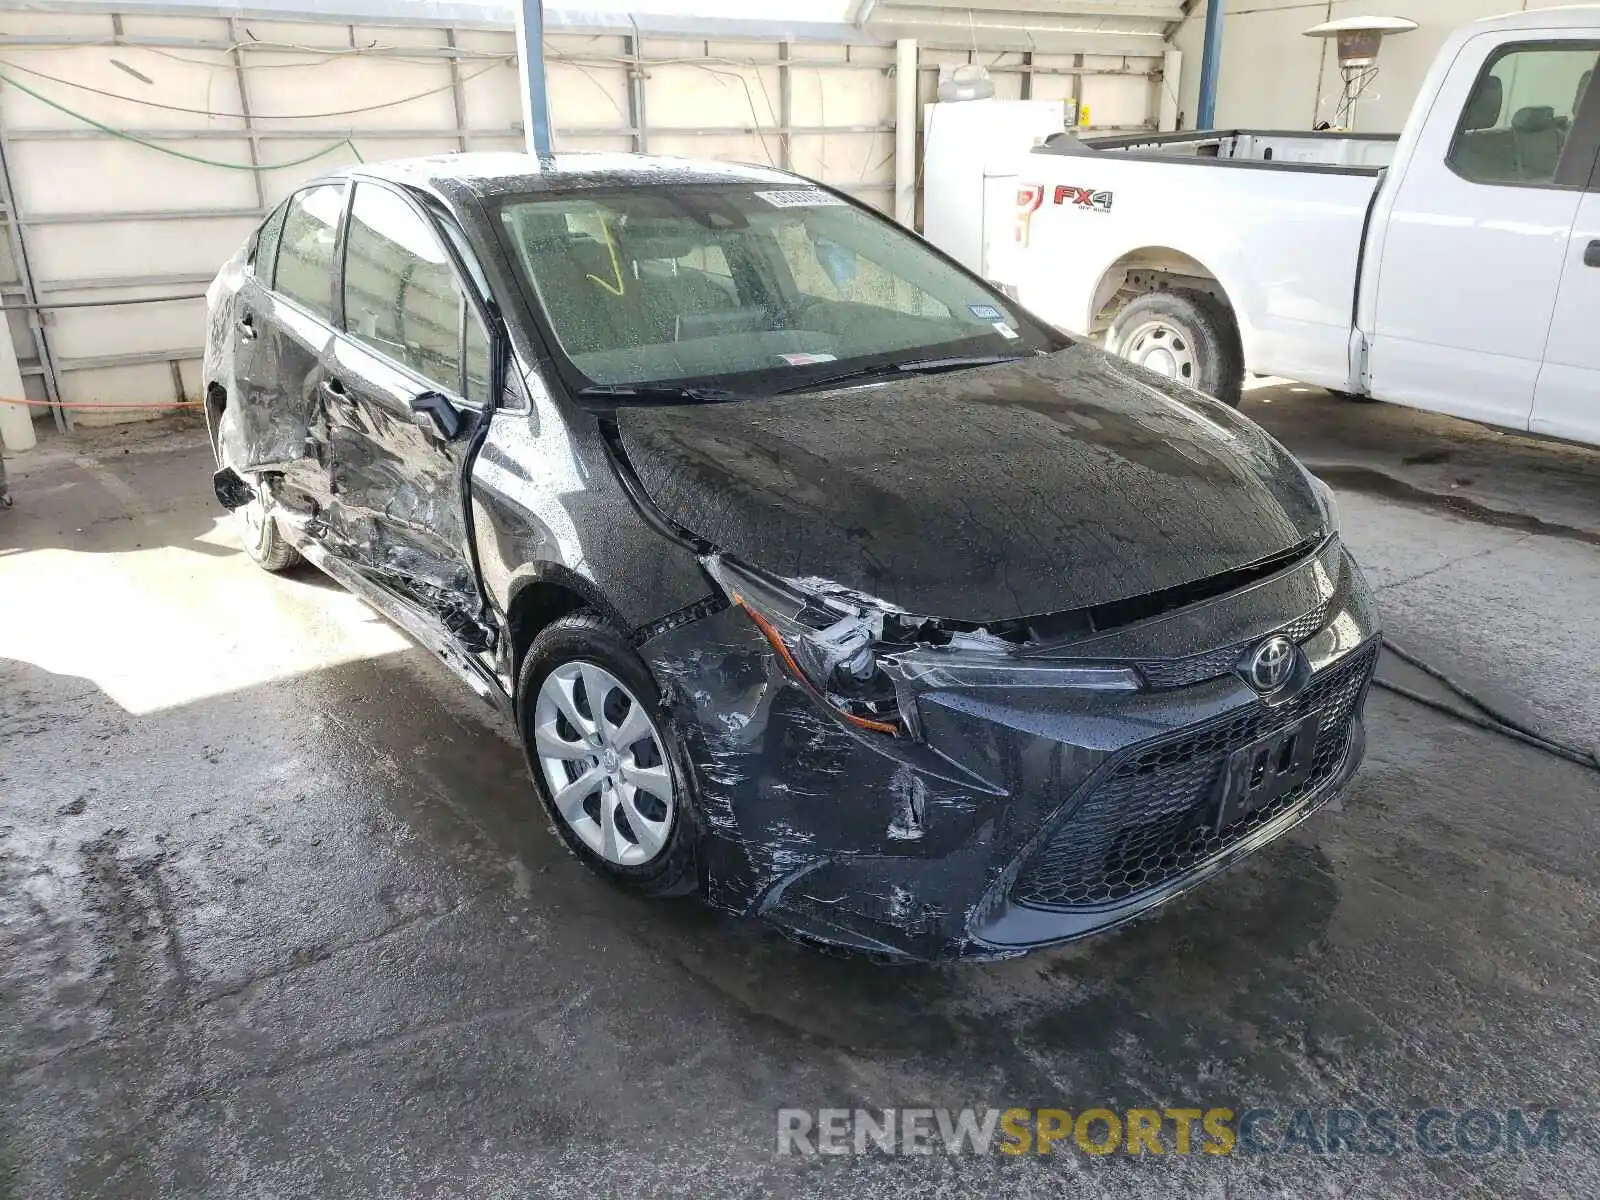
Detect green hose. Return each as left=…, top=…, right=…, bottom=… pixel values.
left=0, top=70, right=363, bottom=169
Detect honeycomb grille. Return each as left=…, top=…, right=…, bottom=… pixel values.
left=1011, top=641, right=1378, bottom=911
left=1134, top=603, right=1329, bottom=691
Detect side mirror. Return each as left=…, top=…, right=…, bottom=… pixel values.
left=410, top=391, right=465, bottom=442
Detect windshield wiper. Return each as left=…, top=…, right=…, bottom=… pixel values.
left=775, top=354, right=1029, bottom=395
left=577, top=383, right=738, bottom=402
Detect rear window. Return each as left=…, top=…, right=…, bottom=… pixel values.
left=251, top=200, right=290, bottom=288
left=275, top=184, right=346, bottom=321
left=495, top=183, right=1060, bottom=391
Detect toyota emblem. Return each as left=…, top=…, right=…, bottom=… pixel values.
left=1244, top=636, right=1297, bottom=693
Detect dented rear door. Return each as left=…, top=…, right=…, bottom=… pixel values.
left=323, top=181, right=486, bottom=642
left=218, top=182, right=347, bottom=519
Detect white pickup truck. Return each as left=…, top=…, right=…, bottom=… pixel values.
left=986, top=5, right=1600, bottom=448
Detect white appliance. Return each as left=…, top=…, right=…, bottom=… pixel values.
left=921, top=99, right=1066, bottom=275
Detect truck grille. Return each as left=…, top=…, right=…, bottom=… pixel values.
left=1133, top=603, right=1328, bottom=691
left=1011, top=641, right=1377, bottom=911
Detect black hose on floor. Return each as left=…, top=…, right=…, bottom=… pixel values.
left=1375, top=637, right=1599, bottom=772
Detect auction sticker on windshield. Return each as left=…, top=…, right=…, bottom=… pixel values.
left=754, top=189, right=846, bottom=208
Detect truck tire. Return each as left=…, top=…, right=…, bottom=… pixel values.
left=1108, top=289, right=1245, bottom=407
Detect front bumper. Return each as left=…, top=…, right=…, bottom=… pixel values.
left=640, top=540, right=1379, bottom=962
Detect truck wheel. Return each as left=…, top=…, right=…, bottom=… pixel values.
left=1109, top=289, right=1244, bottom=407
left=516, top=611, right=699, bottom=899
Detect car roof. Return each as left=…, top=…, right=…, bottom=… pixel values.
left=331, top=151, right=804, bottom=200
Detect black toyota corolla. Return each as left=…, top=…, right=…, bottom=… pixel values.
left=205, top=152, right=1379, bottom=961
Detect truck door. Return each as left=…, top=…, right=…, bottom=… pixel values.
left=1530, top=71, right=1600, bottom=447
left=1367, top=37, right=1600, bottom=431
left=324, top=180, right=493, bottom=645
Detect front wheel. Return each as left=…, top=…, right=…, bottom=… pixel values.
left=1108, top=288, right=1244, bottom=407
left=516, top=612, right=698, bottom=898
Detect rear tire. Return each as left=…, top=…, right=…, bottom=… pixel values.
left=1108, top=288, right=1245, bottom=407
left=221, top=452, right=299, bottom=572
left=516, top=611, right=699, bottom=899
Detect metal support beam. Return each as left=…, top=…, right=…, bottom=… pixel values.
left=513, top=0, right=553, bottom=158
left=0, top=96, right=65, bottom=430
left=893, top=38, right=917, bottom=229
left=625, top=27, right=648, bottom=154
left=228, top=16, right=266, bottom=214
left=445, top=28, right=470, bottom=153
left=1195, top=0, right=1225, bottom=130
left=1160, top=49, right=1182, bottom=131
left=778, top=43, right=794, bottom=171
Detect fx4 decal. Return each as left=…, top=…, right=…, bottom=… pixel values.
left=1052, top=184, right=1114, bottom=212
left=1015, top=183, right=1113, bottom=246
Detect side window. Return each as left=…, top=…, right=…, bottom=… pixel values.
left=343, top=183, right=469, bottom=397
left=1448, top=43, right=1600, bottom=186
left=772, top=224, right=951, bottom=319
left=275, top=185, right=345, bottom=321
left=251, top=200, right=290, bottom=289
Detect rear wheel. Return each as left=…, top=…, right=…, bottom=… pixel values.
left=516, top=612, right=698, bottom=898
left=221, top=450, right=299, bottom=572
left=1109, top=288, right=1244, bottom=407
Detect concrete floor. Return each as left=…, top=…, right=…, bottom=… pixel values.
left=2, top=391, right=1597, bottom=1199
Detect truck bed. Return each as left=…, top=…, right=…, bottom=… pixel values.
left=986, top=130, right=1389, bottom=392
left=1042, top=128, right=1399, bottom=170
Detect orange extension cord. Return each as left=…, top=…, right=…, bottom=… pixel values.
left=2, top=396, right=202, bottom=410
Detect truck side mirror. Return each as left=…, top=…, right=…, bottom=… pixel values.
left=410, top=391, right=465, bottom=442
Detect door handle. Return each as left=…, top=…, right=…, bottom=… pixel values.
left=1584, top=240, right=1600, bottom=268
left=237, top=313, right=257, bottom=341
left=319, top=377, right=349, bottom=403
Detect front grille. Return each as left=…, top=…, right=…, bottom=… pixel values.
left=1134, top=603, right=1328, bottom=691
left=1012, top=641, right=1377, bottom=911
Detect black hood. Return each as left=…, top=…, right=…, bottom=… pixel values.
left=615, top=344, right=1327, bottom=623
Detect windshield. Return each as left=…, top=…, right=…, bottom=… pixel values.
left=493, top=182, right=1064, bottom=395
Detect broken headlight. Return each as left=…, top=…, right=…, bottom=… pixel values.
left=707, top=556, right=906, bottom=734
left=705, top=556, right=1143, bottom=739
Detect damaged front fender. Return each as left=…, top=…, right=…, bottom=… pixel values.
left=639, top=544, right=1376, bottom=960
left=637, top=558, right=1153, bottom=959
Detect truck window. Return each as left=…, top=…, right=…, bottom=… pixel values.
left=1447, top=43, right=1600, bottom=186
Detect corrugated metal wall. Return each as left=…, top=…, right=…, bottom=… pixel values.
left=0, top=4, right=1167, bottom=426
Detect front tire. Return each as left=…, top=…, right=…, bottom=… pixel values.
left=516, top=611, right=698, bottom=898
left=1108, top=288, right=1245, bottom=407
